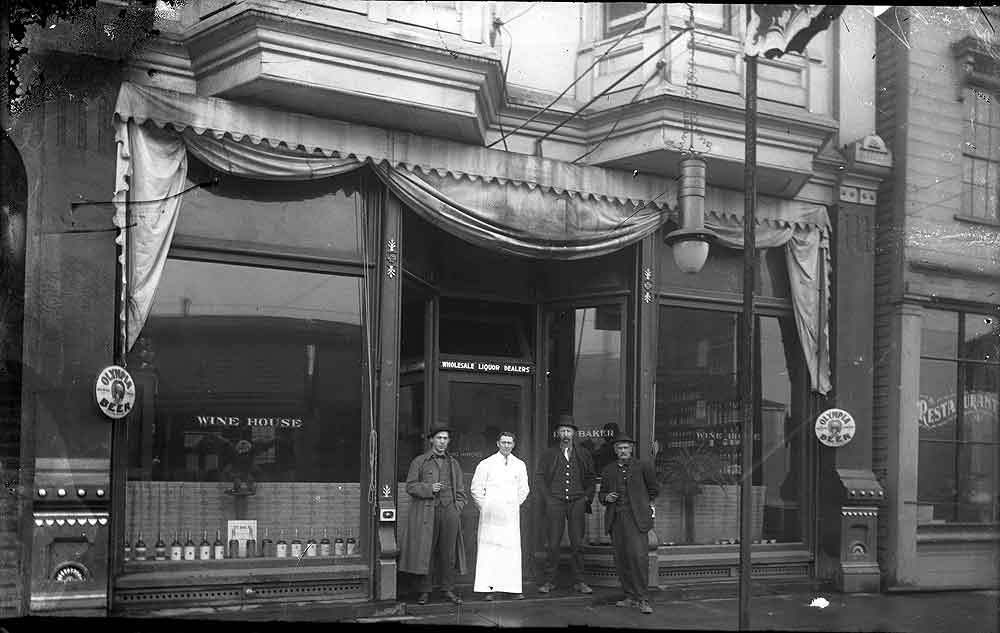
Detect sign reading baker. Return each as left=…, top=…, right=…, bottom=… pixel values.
left=814, top=408, right=856, bottom=447
left=95, top=365, right=135, bottom=419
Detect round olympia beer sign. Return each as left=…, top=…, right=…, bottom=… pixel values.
left=814, top=408, right=856, bottom=447
left=95, top=365, right=135, bottom=420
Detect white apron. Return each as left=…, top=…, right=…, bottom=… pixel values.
left=470, top=452, right=530, bottom=593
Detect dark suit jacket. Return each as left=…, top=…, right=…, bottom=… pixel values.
left=534, top=443, right=597, bottom=505
left=598, top=458, right=659, bottom=534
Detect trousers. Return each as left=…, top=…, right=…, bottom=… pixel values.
left=542, top=496, right=587, bottom=585
left=610, top=507, right=648, bottom=601
left=417, top=503, right=461, bottom=593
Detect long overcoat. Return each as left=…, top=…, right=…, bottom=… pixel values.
left=399, top=450, right=469, bottom=576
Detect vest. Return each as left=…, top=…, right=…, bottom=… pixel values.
left=549, top=448, right=586, bottom=501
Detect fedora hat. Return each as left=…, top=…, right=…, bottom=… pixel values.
left=554, top=414, right=578, bottom=431
left=426, top=424, right=453, bottom=439
left=611, top=433, right=636, bottom=446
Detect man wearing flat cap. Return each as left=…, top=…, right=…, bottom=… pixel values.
left=599, top=433, right=659, bottom=615
left=534, top=413, right=596, bottom=595
left=400, top=424, right=468, bottom=605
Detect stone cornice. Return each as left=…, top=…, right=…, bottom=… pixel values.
left=952, top=35, right=1000, bottom=93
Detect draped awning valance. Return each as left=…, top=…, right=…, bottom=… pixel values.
left=112, top=81, right=830, bottom=393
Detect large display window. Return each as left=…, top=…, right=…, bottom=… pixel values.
left=121, top=259, right=366, bottom=570
left=917, top=308, right=999, bottom=525
left=653, top=306, right=809, bottom=546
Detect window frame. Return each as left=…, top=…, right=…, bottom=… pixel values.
left=917, top=306, right=1000, bottom=526
left=602, top=2, right=648, bottom=39
left=653, top=297, right=814, bottom=549
left=963, top=86, right=1000, bottom=223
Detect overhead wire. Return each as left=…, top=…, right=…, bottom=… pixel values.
left=486, top=2, right=664, bottom=149
left=571, top=62, right=663, bottom=164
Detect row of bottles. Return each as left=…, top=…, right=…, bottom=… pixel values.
left=124, top=528, right=359, bottom=562
left=665, top=399, right=744, bottom=428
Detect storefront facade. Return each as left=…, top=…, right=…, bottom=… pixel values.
left=5, top=1, right=893, bottom=617
left=874, top=7, right=1000, bottom=591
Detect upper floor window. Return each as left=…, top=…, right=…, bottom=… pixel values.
left=692, top=3, right=732, bottom=33
left=965, top=87, right=1000, bottom=222
left=603, top=2, right=647, bottom=38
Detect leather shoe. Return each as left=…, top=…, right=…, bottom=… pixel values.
left=638, top=600, right=653, bottom=614
left=442, top=590, right=463, bottom=604
left=416, top=593, right=429, bottom=605
left=512, top=593, right=525, bottom=600
left=573, top=582, right=593, bottom=594
left=484, top=593, right=495, bottom=601
left=537, top=582, right=555, bottom=594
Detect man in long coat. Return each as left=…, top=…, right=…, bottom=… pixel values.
left=599, top=433, right=659, bottom=615
left=534, top=414, right=596, bottom=594
left=470, top=431, right=530, bottom=600
left=400, top=425, right=468, bottom=605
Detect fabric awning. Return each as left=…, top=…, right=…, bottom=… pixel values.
left=112, top=81, right=830, bottom=393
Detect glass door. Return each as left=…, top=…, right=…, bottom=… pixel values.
left=439, top=371, right=532, bottom=586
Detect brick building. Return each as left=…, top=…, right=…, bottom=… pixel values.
left=874, top=6, right=1000, bottom=590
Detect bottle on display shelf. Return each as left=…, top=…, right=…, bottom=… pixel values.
left=334, top=534, right=345, bottom=557
left=305, top=528, right=318, bottom=558
left=124, top=536, right=132, bottom=562
left=134, top=532, right=147, bottom=561
left=154, top=532, right=167, bottom=561
left=246, top=531, right=257, bottom=558
left=290, top=528, right=303, bottom=558
left=213, top=529, right=225, bottom=560
left=275, top=529, right=288, bottom=558
left=183, top=531, right=196, bottom=561
left=199, top=530, right=212, bottom=561
left=170, top=533, right=183, bottom=561
left=319, top=528, right=332, bottom=557
left=260, top=527, right=272, bottom=558
left=228, top=533, right=240, bottom=559
left=346, top=530, right=357, bottom=556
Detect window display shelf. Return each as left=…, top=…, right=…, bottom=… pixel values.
left=124, top=555, right=363, bottom=571
left=118, top=559, right=368, bottom=588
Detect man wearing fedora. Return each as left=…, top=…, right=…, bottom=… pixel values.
left=599, top=433, right=659, bottom=615
left=534, top=413, right=596, bottom=595
left=400, top=424, right=468, bottom=605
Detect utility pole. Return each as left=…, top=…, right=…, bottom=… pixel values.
left=738, top=24, right=758, bottom=632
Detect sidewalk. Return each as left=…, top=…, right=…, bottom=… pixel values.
left=386, top=585, right=1000, bottom=632
left=5, top=586, right=997, bottom=632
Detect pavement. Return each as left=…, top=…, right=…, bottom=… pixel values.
left=385, top=585, right=1000, bottom=631
left=4, top=584, right=998, bottom=632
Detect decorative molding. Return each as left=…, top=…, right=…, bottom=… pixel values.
left=642, top=268, right=654, bottom=303
left=385, top=239, right=398, bottom=279
left=182, top=3, right=504, bottom=144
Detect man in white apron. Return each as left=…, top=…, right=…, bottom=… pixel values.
left=470, top=431, right=530, bottom=600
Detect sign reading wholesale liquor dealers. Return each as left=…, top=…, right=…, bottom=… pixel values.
left=440, top=360, right=533, bottom=374
left=814, top=408, right=856, bottom=447
left=95, top=365, right=136, bottom=420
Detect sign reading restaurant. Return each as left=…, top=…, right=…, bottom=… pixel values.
left=440, top=359, right=533, bottom=374
left=918, top=391, right=998, bottom=431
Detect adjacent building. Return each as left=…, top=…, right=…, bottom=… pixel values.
left=874, top=5, right=1000, bottom=590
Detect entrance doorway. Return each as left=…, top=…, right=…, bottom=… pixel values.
left=396, top=285, right=537, bottom=592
